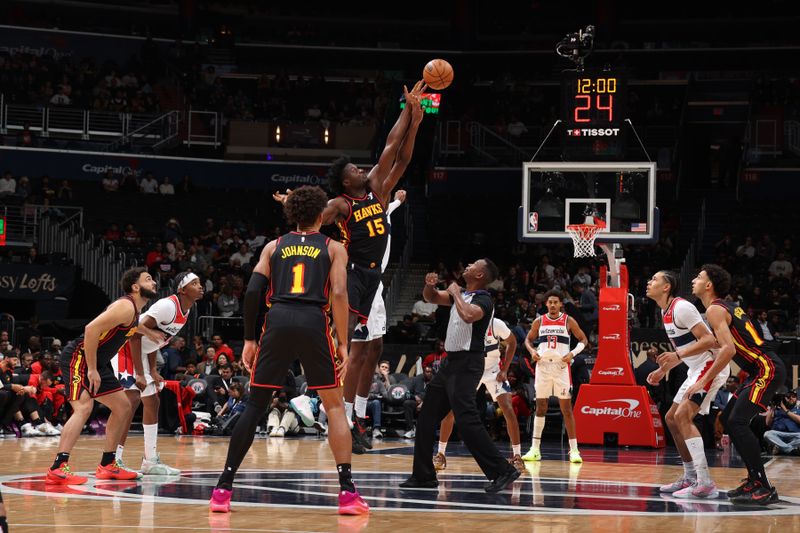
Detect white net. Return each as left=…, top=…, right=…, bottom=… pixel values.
left=566, top=224, right=602, bottom=257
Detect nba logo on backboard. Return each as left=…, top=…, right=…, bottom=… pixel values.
left=528, top=212, right=539, bottom=232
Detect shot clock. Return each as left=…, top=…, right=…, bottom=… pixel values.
left=561, top=70, right=627, bottom=158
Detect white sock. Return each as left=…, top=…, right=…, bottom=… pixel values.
left=143, top=423, right=158, bottom=462
left=532, top=416, right=545, bottom=449
left=685, top=437, right=709, bottom=483
left=438, top=441, right=448, bottom=455
left=344, top=401, right=354, bottom=421
left=683, top=460, right=697, bottom=481
left=354, top=395, right=368, bottom=419
left=569, top=438, right=578, bottom=453
left=116, top=445, right=124, bottom=461
left=512, top=444, right=521, bottom=456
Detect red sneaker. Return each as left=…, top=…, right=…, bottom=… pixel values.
left=96, top=460, right=140, bottom=480
left=46, top=464, right=88, bottom=485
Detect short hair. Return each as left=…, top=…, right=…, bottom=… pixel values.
left=284, top=186, right=329, bottom=228
left=326, top=155, right=350, bottom=195
left=229, top=382, right=244, bottom=395
left=120, top=267, right=147, bottom=294
left=379, top=360, right=391, bottom=367
left=481, top=258, right=499, bottom=284
left=219, top=363, right=233, bottom=372
left=700, top=263, right=731, bottom=297
left=41, top=370, right=53, bottom=382
left=658, top=270, right=680, bottom=297
left=544, top=289, right=563, bottom=301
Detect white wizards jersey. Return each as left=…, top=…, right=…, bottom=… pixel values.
left=485, top=318, right=512, bottom=362
left=536, top=313, right=571, bottom=356
left=140, top=294, right=191, bottom=354
left=661, top=297, right=713, bottom=370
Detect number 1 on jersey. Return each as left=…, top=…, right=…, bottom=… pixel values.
left=290, top=263, right=306, bottom=294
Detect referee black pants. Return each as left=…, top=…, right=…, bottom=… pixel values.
left=412, top=350, right=513, bottom=481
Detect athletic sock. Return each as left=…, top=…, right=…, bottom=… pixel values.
left=569, top=438, right=579, bottom=453
left=116, top=445, right=124, bottom=462
left=438, top=441, right=448, bottom=455
left=0, top=516, right=7, bottom=533
left=354, top=395, right=368, bottom=419
left=217, top=465, right=235, bottom=491
left=143, top=423, right=158, bottom=461
left=100, top=451, right=116, bottom=467
left=512, top=444, right=521, bottom=456
left=685, top=437, right=710, bottom=483
left=51, top=452, right=70, bottom=470
left=751, top=465, right=771, bottom=489
left=532, top=416, right=545, bottom=449
left=344, top=401, right=354, bottom=421
left=683, top=461, right=697, bottom=481
left=337, top=463, right=356, bottom=492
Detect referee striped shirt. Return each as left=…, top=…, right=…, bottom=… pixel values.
left=444, top=290, right=494, bottom=352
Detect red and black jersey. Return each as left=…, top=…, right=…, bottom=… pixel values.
left=268, top=231, right=332, bottom=308
left=70, top=295, right=139, bottom=368
left=708, top=298, right=776, bottom=375
left=335, top=191, right=388, bottom=269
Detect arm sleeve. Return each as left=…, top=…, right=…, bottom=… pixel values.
left=674, top=300, right=704, bottom=331
left=243, top=272, right=268, bottom=341
left=387, top=199, right=402, bottom=216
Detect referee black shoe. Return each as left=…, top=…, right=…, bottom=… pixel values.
left=399, top=476, right=439, bottom=488
left=484, top=467, right=521, bottom=493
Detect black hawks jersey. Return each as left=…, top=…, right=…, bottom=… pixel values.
left=336, top=191, right=388, bottom=268
left=71, top=295, right=139, bottom=367
left=708, top=298, right=776, bottom=374
left=269, top=231, right=332, bottom=308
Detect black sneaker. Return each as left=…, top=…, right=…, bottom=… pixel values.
left=727, top=478, right=755, bottom=499
left=399, top=476, right=439, bottom=488
left=730, top=483, right=778, bottom=505
left=351, top=418, right=372, bottom=450
left=484, top=467, right=521, bottom=493
left=352, top=439, right=366, bottom=455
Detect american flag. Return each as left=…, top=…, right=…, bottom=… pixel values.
left=630, top=222, right=647, bottom=232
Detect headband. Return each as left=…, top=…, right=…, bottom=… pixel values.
left=178, top=273, right=199, bottom=290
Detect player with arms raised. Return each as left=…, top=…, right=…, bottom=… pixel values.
left=522, top=290, right=589, bottom=464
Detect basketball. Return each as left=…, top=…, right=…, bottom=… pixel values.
left=423, top=58, right=454, bottom=90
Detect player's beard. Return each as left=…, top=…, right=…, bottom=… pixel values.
left=140, top=287, right=158, bottom=299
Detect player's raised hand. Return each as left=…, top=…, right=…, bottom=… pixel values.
left=410, top=79, right=428, bottom=98
left=425, top=272, right=439, bottom=287
left=272, top=189, right=292, bottom=204
left=394, top=189, right=407, bottom=203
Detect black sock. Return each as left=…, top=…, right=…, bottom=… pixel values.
left=337, top=463, right=355, bottom=492
left=100, top=451, right=116, bottom=467
left=51, top=452, right=70, bottom=470
left=751, top=466, right=771, bottom=489
left=217, top=465, right=236, bottom=491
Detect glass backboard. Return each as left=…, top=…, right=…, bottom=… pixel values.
left=518, top=162, right=658, bottom=243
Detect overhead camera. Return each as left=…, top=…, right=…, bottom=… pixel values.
left=556, top=25, right=595, bottom=70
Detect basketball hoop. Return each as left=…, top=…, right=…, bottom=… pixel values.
left=566, top=222, right=604, bottom=257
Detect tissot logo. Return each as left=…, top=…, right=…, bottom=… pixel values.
left=567, top=128, right=620, bottom=137
left=602, top=333, right=621, bottom=340
left=602, top=305, right=621, bottom=311
left=597, top=367, right=624, bottom=377
left=580, top=399, right=642, bottom=420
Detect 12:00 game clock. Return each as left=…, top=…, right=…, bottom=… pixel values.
left=561, top=70, right=627, bottom=158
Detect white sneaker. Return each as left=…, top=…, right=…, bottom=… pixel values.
left=141, top=454, right=181, bottom=476
left=268, top=426, right=278, bottom=437
left=38, top=422, right=61, bottom=436
left=403, top=428, right=416, bottom=439
left=21, top=423, right=44, bottom=437
left=54, top=423, right=64, bottom=432
left=372, top=428, right=383, bottom=440
left=672, top=481, right=699, bottom=499
left=275, top=426, right=286, bottom=437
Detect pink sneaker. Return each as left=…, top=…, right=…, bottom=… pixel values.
left=672, top=481, right=699, bottom=499
left=338, top=490, right=369, bottom=515
left=691, top=480, right=719, bottom=499
left=209, top=488, right=232, bottom=513
left=659, top=476, right=693, bottom=493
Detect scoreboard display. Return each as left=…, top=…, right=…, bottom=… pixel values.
left=561, top=70, right=626, bottom=157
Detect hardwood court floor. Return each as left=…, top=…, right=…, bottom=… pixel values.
left=1, top=434, right=799, bottom=532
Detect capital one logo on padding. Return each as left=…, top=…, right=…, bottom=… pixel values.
left=580, top=399, right=642, bottom=420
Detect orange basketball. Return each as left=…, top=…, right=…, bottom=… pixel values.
left=423, top=59, right=454, bottom=90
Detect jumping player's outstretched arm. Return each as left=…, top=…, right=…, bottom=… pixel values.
left=375, top=94, right=425, bottom=206
left=82, top=299, right=137, bottom=393
left=272, top=192, right=348, bottom=226
left=422, top=272, right=452, bottom=306
left=241, top=240, right=277, bottom=372
left=369, top=81, right=426, bottom=203
left=564, top=316, right=589, bottom=364
left=685, top=305, right=736, bottom=397
left=328, top=240, right=350, bottom=377
left=525, top=318, right=541, bottom=361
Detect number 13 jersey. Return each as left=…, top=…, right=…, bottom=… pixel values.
left=269, top=231, right=332, bottom=309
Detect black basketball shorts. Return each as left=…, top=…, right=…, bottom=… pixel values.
left=251, top=303, right=341, bottom=390
left=347, top=263, right=382, bottom=324
left=61, top=341, right=123, bottom=401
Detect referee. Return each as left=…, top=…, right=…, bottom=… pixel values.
left=400, top=258, right=520, bottom=493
